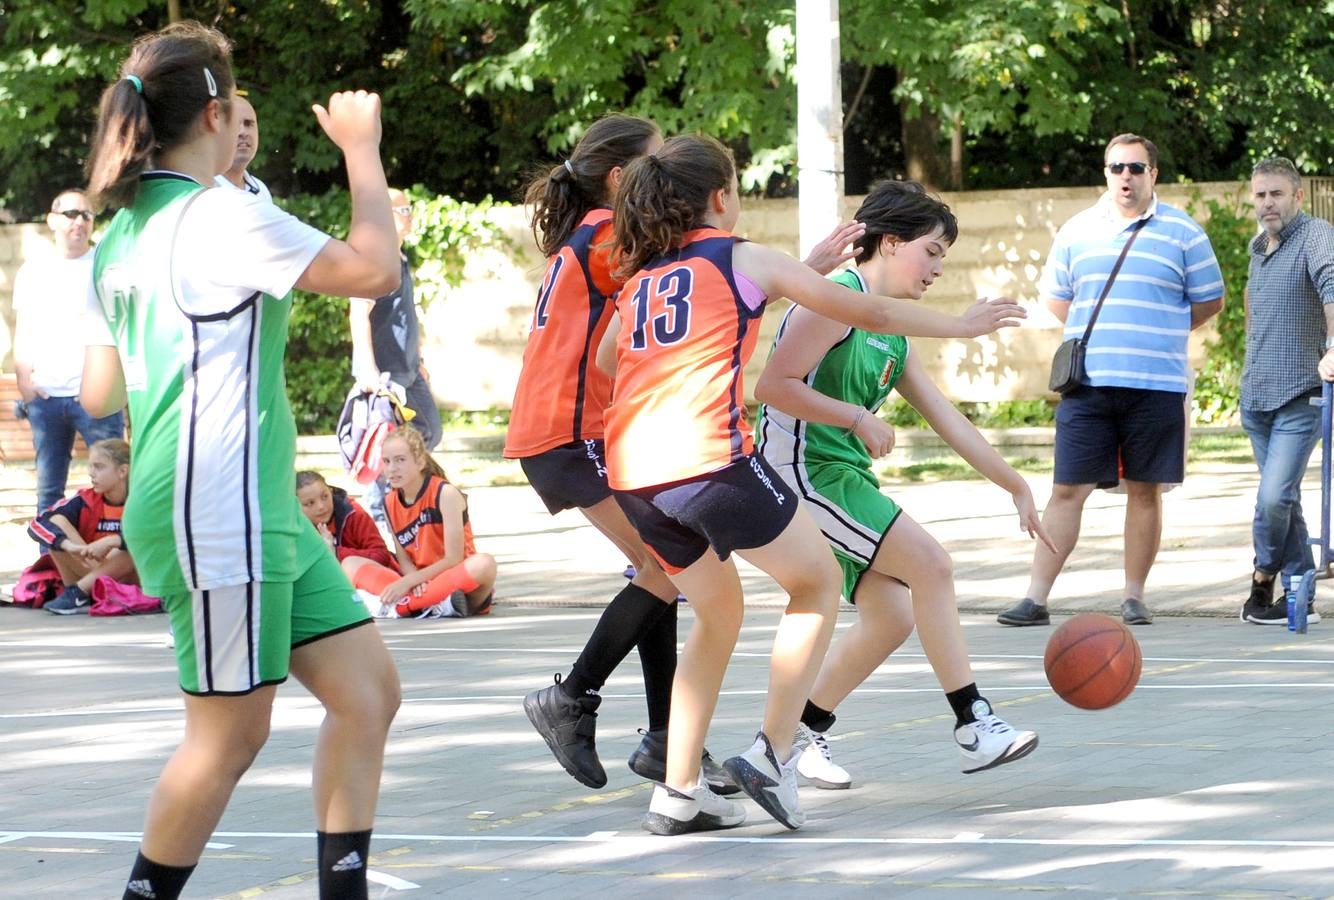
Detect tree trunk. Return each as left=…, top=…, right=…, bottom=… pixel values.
left=168, top=0, right=181, bottom=23
left=900, top=102, right=948, bottom=189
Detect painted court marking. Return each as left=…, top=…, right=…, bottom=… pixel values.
left=4, top=830, right=1334, bottom=851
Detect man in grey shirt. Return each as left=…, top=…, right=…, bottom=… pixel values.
left=1239, top=157, right=1334, bottom=624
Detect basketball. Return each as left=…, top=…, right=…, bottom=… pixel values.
left=1043, top=613, right=1142, bottom=710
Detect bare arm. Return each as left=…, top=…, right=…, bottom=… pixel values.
left=1190, top=297, right=1224, bottom=330
left=752, top=306, right=897, bottom=457
left=80, top=345, right=127, bottom=418
left=1043, top=296, right=1070, bottom=324
left=895, top=354, right=1056, bottom=552
left=733, top=241, right=1025, bottom=338
left=1319, top=301, right=1334, bottom=382
left=348, top=297, right=382, bottom=389
left=294, top=92, right=399, bottom=298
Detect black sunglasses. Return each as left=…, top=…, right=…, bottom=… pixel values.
left=1107, top=162, right=1150, bottom=175
left=56, top=209, right=94, bottom=221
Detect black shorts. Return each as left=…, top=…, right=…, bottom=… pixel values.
left=1054, top=385, right=1186, bottom=488
left=519, top=440, right=614, bottom=514
left=614, top=453, right=799, bottom=573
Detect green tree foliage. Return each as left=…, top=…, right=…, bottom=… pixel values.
left=1189, top=190, right=1254, bottom=425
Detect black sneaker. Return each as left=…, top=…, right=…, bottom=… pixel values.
left=523, top=675, right=606, bottom=788
left=997, top=598, right=1050, bottom=626
left=1240, top=578, right=1274, bottom=623
left=1247, top=600, right=1289, bottom=625
left=1121, top=598, right=1154, bottom=625
left=627, top=727, right=740, bottom=795
left=46, top=584, right=92, bottom=615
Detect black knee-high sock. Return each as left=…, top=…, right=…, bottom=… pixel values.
left=124, top=852, right=195, bottom=900
left=565, top=583, right=670, bottom=698
left=636, top=599, right=677, bottom=732
left=946, top=683, right=984, bottom=726
left=317, top=829, right=372, bottom=900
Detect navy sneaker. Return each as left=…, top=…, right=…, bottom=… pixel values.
left=46, top=584, right=92, bottom=615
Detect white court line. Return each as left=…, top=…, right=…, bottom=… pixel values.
left=4, top=830, right=1334, bottom=850
left=0, top=832, right=231, bottom=848
left=7, top=682, right=1334, bottom=720
left=366, top=871, right=420, bottom=890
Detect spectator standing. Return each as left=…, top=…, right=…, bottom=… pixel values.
left=997, top=133, right=1224, bottom=627
left=349, top=188, right=441, bottom=449
left=212, top=93, right=272, bottom=202
left=1238, top=157, right=1334, bottom=625
left=12, top=189, right=124, bottom=515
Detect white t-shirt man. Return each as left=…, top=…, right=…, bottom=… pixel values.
left=13, top=248, right=96, bottom=398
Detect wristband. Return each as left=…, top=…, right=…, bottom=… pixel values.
left=846, top=407, right=868, bottom=435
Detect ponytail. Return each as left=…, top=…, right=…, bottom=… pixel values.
left=86, top=21, right=235, bottom=212
left=612, top=134, right=735, bottom=281
left=522, top=114, right=659, bottom=257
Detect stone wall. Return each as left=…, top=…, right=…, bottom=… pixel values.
left=0, top=182, right=1248, bottom=410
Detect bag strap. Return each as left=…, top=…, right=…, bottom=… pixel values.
left=1079, top=216, right=1150, bottom=343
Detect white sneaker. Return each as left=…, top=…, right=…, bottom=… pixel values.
left=795, top=722, right=851, bottom=790
left=955, top=699, right=1038, bottom=774
left=722, top=731, right=805, bottom=829
left=643, top=780, right=745, bottom=835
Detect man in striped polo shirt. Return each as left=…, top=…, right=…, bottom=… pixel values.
left=1238, top=157, right=1334, bottom=625
left=999, top=133, right=1224, bottom=627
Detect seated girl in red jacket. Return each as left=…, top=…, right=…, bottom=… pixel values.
left=28, top=438, right=138, bottom=614
left=296, top=470, right=399, bottom=574
left=347, top=427, right=497, bottom=618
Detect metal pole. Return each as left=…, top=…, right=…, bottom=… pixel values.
left=795, top=0, right=844, bottom=259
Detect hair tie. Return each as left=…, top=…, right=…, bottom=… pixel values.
left=203, top=67, right=217, bottom=98
left=124, top=74, right=143, bottom=94
left=563, top=159, right=575, bottom=178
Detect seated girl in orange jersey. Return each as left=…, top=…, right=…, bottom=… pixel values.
left=296, top=470, right=399, bottom=573
left=344, top=427, right=497, bottom=618
left=26, top=438, right=139, bottom=614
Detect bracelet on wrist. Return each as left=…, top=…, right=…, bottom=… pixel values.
left=846, top=407, right=868, bottom=435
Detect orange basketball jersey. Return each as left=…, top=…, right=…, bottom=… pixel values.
left=604, top=228, right=765, bottom=490
left=386, top=474, right=477, bottom=569
left=504, top=208, right=621, bottom=457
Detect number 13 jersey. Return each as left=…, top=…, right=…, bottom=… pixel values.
left=604, top=228, right=766, bottom=490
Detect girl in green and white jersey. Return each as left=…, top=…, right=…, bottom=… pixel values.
left=755, top=181, right=1056, bottom=788
left=81, top=22, right=401, bottom=900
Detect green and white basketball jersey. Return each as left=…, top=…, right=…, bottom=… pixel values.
left=92, top=174, right=304, bottom=596
left=757, top=267, right=910, bottom=471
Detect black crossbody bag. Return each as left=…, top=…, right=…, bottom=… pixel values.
left=1048, top=217, right=1149, bottom=394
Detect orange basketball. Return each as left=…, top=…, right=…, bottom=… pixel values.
left=1044, top=613, right=1142, bottom=710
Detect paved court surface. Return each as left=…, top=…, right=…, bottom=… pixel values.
left=4, top=601, right=1334, bottom=898
left=4, top=454, right=1334, bottom=897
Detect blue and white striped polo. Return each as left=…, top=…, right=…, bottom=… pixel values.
left=1039, top=194, right=1224, bottom=393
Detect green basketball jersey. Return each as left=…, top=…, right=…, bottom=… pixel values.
left=757, top=267, right=910, bottom=471
left=91, top=174, right=305, bottom=596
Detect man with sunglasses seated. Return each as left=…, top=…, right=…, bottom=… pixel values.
left=998, top=133, right=1224, bottom=628
left=12, top=190, right=125, bottom=517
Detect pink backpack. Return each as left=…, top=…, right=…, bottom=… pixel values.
left=11, top=558, right=63, bottom=608
left=89, top=577, right=163, bottom=616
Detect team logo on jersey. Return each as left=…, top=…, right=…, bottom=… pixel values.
left=879, top=357, right=897, bottom=388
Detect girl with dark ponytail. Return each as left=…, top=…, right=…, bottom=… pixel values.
left=597, top=134, right=1029, bottom=835
left=81, top=21, right=402, bottom=900
left=506, top=115, right=739, bottom=795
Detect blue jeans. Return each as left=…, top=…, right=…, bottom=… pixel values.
left=25, top=395, right=125, bottom=514
left=1242, top=395, right=1321, bottom=582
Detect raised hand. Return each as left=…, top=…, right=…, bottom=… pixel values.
left=959, top=297, right=1027, bottom=337
left=803, top=220, right=867, bottom=276
left=312, top=90, right=383, bottom=153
